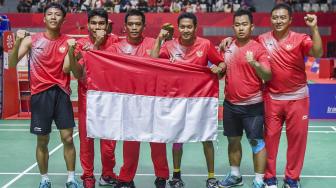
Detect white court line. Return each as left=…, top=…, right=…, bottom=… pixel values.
left=1, top=132, right=79, bottom=188
left=294, top=125, right=336, bottom=128
left=305, top=131, right=336, bottom=133
left=0, top=124, right=34, bottom=127
left=0, top=172, right=336, bottom=179
left=0, top=124, right=77, bottom=127
left=1, top=128, right=336, bottom=133
left=0, top=129, right=63, bottom=132
left=0, top=124, right=333, bottom=127
left=217, top=130, right=336, bottom=133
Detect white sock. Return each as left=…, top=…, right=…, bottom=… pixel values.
left=67, top=171, right=75, bottom=182
left=41, top=174, right=49, bottom=182
left=230, top=166, right=241, bottom=177
left=255, top=173, right=264, bottom=183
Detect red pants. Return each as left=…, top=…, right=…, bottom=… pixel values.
left=264, top=96, right=309, bottom=180
left=78, top=93, right=117, bottom=180
left=118, top=141, right=169, bottom=182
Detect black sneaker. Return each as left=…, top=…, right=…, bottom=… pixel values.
left=116, top=181, right=136, bottom=188
left=283, top=178, right=300, bottom=188
left=98, top=175, right=117, bottom=186
left=206, top=178, right=219, bottom=188
left=154, top=177, right=167, bottom=188
left=168, top=178, right=185, bottom=188
left=264, top=177, right=277, bottom=188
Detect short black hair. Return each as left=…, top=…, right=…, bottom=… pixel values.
left=88, top=8, right=108, bottom=23
left=234, top=9, right=253, bottom=24
left=177, top=12, right=197, bottom=26
left=44, top=2, right=67, bottom=18
left=271, top=3, right=292, bottom=16
left=125, top=9, right=146, bottom=24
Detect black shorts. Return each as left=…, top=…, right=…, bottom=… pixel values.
left=223, top=100, right=264, bottom=139
left=30, top=86, right=76, bottom=135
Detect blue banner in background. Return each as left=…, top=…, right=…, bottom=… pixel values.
left=308, top=84, right=336, bottom=119
left=0, top=15, right=10, bottom=32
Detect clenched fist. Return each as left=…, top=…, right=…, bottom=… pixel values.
left=304, top=14, right=317, bottom=28
left=67, top=39, right=77, bottom=54
left=67, top=38, right=77, bottom=47
left=16, top=30, right=29, bottom=41
left=158, top=29, right=169, bottom=41
left=94, top=30, right=107, bottom=47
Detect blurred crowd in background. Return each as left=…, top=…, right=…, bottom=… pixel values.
left=10, top=0, right=336, bottom=13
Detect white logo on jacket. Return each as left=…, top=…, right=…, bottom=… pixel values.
left=59, top=46, right=66, bottom=53
left=196, top=50, right=203, bottom=57
left=285, top=44, right=293, bottom=51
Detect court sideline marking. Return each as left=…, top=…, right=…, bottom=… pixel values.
left=1, top=132, right=79, bottom=188
left=1, top=128, right=336, bottom=133
left=0, top=124, right=334, bottom=128
left=1, top=123, right=336, bottom=187
left=331, top=126, right=336, bottom=132
left=0, top=173, right=336, bottom=179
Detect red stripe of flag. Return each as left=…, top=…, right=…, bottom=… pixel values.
left=85, top=51, right=219, bottom=98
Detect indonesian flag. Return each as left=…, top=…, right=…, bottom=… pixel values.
left=84, top=51, right=219, bottom=143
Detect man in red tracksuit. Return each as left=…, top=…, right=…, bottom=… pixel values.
left=258, top=3, right=323, bottom=188
left=65, top=8, right=119, bottom=188
left=150, top=12, right=225, bottom=188
left=106, top=9, right=169, bottom=188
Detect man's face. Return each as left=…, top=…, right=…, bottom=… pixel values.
left=233, top=15, right=253, bottom=40
left=88, top=15, right=107, bottom=38
left=178, top=18, right=196, bottom=42
left=271, top=8, right=292, bottom=33
left=44, top=7, right=64, bottom=31
left=125, top=15, right=144, bottom=40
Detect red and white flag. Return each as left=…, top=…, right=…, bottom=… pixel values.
left=84, top=51, right=219, bottom=143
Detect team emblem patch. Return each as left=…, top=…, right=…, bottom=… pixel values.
left=265, top=39, right=276, bottom=52
left=59, top=46, right=66, bottom=53
left=285, top=44, right=293, bottom=51
left=196, top=50, right=203, bottom=57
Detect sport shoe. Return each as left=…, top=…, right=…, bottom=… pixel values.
left=168, top=178, right=185, bottom=188
left=99, top=175, right=117, bottom=186
left=218, top=173, right=243, bottom=188
left=206, top=178, right=219, bottom=188
left=116, top=181, right=136, bottom=188
left=65, top=179, right=81, bottom=188
left=252, top=179, right=265, bottom=188
left=283, top=178, right=300, bottom=188
left=39, top=179, right=52, bottom=188
left=154, top=177, right=167, bottom=188
left=264, top=177, right=277, bottom=188
left=83, top=177, right=95, bottom=188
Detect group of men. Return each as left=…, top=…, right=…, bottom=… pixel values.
left=215, top=4, right=322, bottom=188
left=8, top=2, right=322, bottom=188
